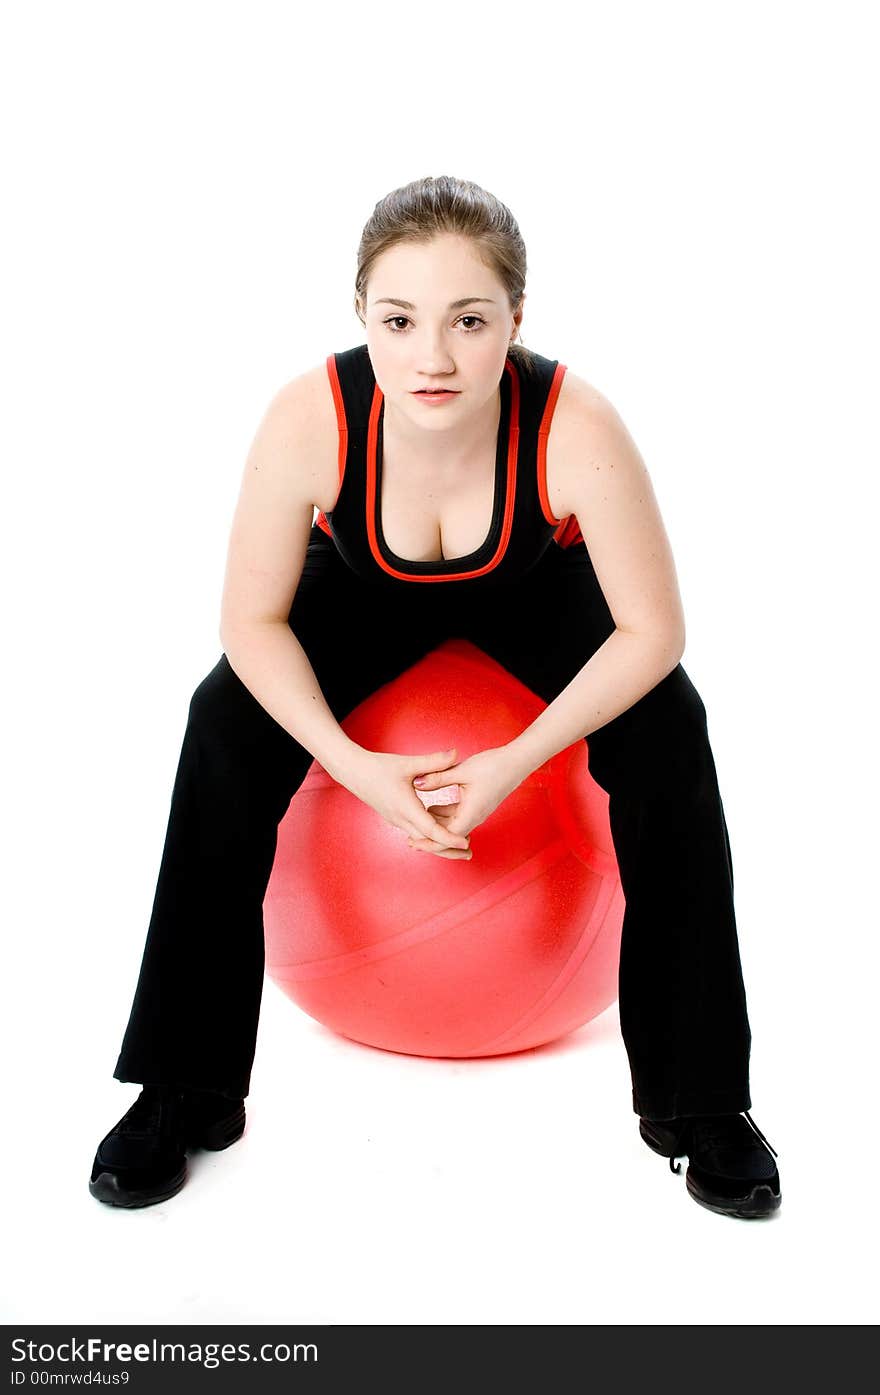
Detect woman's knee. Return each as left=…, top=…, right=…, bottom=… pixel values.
left=655, top=665, right=713, bottom=789
left=185, top=654, right=313, bottom=806
left=587, top=663, right=713, bottom=795
left=186, top=653, right=281, bottom=747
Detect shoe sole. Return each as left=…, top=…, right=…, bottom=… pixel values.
left=686, top=1173, right=781, bottom=1219
left=639, top=1120, right=781, bottom=1220
left=89, top=1164, right=188, bottom=1208
left=88, top=1103, right=247, bottom=1208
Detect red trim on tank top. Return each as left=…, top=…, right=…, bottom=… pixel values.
left=535, top=361, right=584, bottom=548
left=315, top=353, right=348, bottom=537
left=554, top=514, right=585, bottom=547
left=365, top=358, right=521, bottom=583
left=537, top=361, right=568, bottom=527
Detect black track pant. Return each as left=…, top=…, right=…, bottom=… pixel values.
left=113, top=527, right=752, bottom=1120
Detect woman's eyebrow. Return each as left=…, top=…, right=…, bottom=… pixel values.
left=374, top=297, right=497, bottom=310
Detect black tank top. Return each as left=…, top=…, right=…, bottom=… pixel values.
left=315, top=342, right=584, bottom=588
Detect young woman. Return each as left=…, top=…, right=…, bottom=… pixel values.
left=89, top=175, right=781, bottom=1220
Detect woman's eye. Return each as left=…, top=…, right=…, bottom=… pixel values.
left=382, top=315, right=486, bottom=333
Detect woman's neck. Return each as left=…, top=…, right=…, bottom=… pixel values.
left=381, top=385, right=501, bottom=474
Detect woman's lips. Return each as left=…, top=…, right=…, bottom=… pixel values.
left=411, top=390, right=460, bottom=404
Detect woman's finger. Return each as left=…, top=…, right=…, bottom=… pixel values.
left=410, top=814, right=471, bottom=848
left=414, top=771, right=459, bottom=792
left=419, top=812, right=469, bottom=848
left=409, top=837, right=473, bottom=860
left=425, top=799, right=470, bottom=835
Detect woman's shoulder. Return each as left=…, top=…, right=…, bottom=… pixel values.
left=543, top=364, right=630, bottom=521
left=267, top=358, right=342, bottom=513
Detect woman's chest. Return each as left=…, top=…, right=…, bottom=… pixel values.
left=376, top=434, right=571, bottom=562
left=377, top=455, right=499, bottom=564
left=314, top=404, right=572, bottom=564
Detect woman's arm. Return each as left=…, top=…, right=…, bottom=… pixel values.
left=219, top=367, right=363, bottom=783
left=503, top=628, right=684, bottom=783
left=506, top=374, right=686, bottom=781
left=218, top=373, right=467, bottom=853
left=222, top=621, right=365, bottom=783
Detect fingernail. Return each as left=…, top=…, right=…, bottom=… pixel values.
left=414, top=777, right=427, bottom=787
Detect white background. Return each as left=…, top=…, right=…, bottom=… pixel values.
left=2, top=0, right=877, bottom=1327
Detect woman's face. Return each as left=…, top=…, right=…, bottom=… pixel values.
left=363, top=233, right=523, bottom=432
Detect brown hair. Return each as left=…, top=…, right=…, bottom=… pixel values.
left=353, top=174, right=542, bottom=379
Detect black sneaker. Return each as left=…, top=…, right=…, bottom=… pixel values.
left=639, top=1110, right=781, bottom=1219
left=89, top=1084, right=247, bottom=1208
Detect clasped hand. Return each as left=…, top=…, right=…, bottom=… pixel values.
left=342, top=744, right=523, bottom=861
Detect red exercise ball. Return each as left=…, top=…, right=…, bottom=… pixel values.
left=263, top=639, right=623, bottom=1058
